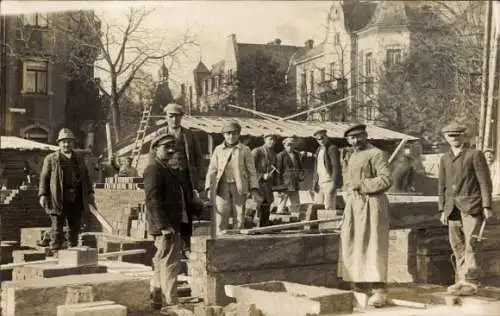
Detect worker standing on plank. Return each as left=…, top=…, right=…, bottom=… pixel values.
left=439, top=122, right=493, bottom=296
left=275, top=136, right=304, bottom=214
left=252, top=133, right=278, bottom=227
left=38, top=128, right=95, bottom=254
left=311, top=129, right=343, bottom=211
left=339, top=123, right=392, bottom=308
left=144, top=133, right=201, bottom=312
left=484, top=147, right=500, bottom=196
left=205, top=121, right=260, bottom=234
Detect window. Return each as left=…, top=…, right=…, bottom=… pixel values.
left=365, top=76, right=374, bottom=96
left=334, top=33, right=340, bottom=45
left=23, top=13, right=49, bottom=28
left=203, top=80, right=208, bottom=95
left=320, top=68, right=326, bottom=83
left=309, top=70, right=315, bottom=93
left=366, top=101, right=376, bottom=121
left=23, top=61, right=48, bottom=94
left=211, top=77, right=215, bottom=92
left=386, top=49, right=402, bottom=67
left=329, top=62, right=335, bottom=80
left=365, top=53, right=373, bottom=75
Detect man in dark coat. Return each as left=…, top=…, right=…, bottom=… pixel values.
left=311, top=129, right=342, bottom=210
left=144, top=133, right=200, bottom=311
left=38, top=128, right=95, bottom=253
left=439, top=122, right=493, bottom=296
left=276, top=136, right=304, bottom=214
left=252, top=134, right=278, bottom=226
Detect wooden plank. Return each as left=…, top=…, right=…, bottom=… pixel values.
left=225, top=217, right=342, bottom=235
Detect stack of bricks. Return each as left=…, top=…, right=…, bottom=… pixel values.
left=95, top=177, right=143, bottom=190
left=0, top=189, right=51, bottom=241
left=188, top=236, right=210, bottom=299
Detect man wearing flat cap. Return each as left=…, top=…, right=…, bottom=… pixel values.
left=275, top=136, right=305, bottom=214
left=39, top=128, right=95, bottom=253
left=339, top=123, right=393, bottom=307
left=439, top=122, right=493, bottom=296
left=312, top=129, right=342, bottom=211
left=144, top=133, right=201, bottom=311
left=252, top=134, right=278, bottom=226
left=205, top=121, right=260, bottom=234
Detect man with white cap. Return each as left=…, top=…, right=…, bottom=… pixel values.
left=275, top=136, right=304, bottom=214
left=39, top=128, right=95, bottom=253
left=205, top=121, right=260, bottom=234
left=483, top=147, right=500, bottom=195
left=439, top=122, right=492, bottom=296
left=339, top=123, right=392, bottom=307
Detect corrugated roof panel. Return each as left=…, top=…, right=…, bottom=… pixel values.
left=1, top=136, right=58, bottom=151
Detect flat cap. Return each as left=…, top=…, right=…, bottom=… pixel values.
left=221, top=121, right=241, bottom=133
left=441, top=122, right=466, bottom=134
left=163, top=103, right=184, bottom=115
left=151, top=134, right=176, bottom=148
left=283, top=136, right=296, bottom=145
left=313, top=129, right=327, bottom=138
left=484, top=147, right=495, bottom=154
left=344, top=123, right=366, bottom=137
left=264, top=133, right=277, bottom=139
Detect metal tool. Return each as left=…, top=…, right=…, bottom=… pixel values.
left=472, top=220, right=487, bottom=243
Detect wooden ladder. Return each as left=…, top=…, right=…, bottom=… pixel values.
left=130, top=104, right=152, bottom=168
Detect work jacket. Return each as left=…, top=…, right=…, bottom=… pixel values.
left=312, top=142, right=343, bottom=192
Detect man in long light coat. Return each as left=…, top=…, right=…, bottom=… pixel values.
left=205, top=121, right=260, bottom=234
left=339, top=124, right=392, bottom=308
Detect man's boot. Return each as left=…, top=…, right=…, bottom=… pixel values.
left=150, top=287, right=162, bottom=310
left=367, top=284, right=389, bottom=308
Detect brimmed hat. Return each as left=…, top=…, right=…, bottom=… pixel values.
left=163, top=103, right=184, bottom=115
left=313, top=129, right=327, bottom=138
left=344, top=123, right=366, bottom=138
left=221, top=121, right=241, bottom=133
left=56, top=128, right=76, bottom=143
left=441, top=122, right=467, bottom=134
left=151, top=134, right=176, bottom=148
left=484, top=147, right=495, bottom=154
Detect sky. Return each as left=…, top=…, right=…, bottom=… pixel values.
left=1, top=1, right=333, bottom=95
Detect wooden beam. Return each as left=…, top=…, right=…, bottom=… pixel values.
left=224, top=217, right=342, bottom=235
left=280, top=96, right=353, bottom=121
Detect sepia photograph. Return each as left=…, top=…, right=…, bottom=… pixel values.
left=0, top=0, right=499, bottom=315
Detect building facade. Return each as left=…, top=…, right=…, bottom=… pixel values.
left=0, top=11, right=100, bottom=145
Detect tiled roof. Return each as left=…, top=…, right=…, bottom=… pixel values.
left=236, top=43, right=303, bottom=72
left=1, top=136, right=58, bottom=151
left=294, top=43, right=325, bottom=63
left=194, top=61, right=210, bottom=74
left=115, top=116, right=418, bottom=156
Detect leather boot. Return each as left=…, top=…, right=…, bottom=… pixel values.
left=368, top=288, right=389, bottom=308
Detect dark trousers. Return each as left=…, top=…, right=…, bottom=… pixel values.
left=49, top=201, right=83, bottom=250
left=257, top=201, right=271, bottom=227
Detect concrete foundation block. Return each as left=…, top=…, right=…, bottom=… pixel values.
left=56, top=301, right=115, bottom=316
left=12, top=250, right=46, bottom=263
left=1, top=272, right=150, bottom=316
left=193, top=305, right=224, bottom=316
left=225, top=281, right=353, bottom=316
left=13, top=263, right=107, bottom=281
left=58, top=248, right=98, bottom=267
left=20, top=227, right=50, bottom=248
left=60, top=304, right=127, bottom=316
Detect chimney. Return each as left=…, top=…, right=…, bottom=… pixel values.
left=305, top=39, right=314, bottom=49
left=274, top=38, right=282, bottom=45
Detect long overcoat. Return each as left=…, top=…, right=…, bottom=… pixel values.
left=339, top=143, right=392, bottom=282
left=251, top=144, right=277, bottom=202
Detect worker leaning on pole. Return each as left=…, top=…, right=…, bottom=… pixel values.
left=439, top=122, right=493, bottom=296
left=143, top=133, right=202, bottom=312
left=38, top=128, right=95, bottom=254
left=339, top=123, right=393, bottom=308
left=205, top=121, right=260, bottom=234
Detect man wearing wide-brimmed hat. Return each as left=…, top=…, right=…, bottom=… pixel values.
left=38, top=128, right=95, bottom=253
left=439, top=122, right=493, bottom=296
left=339, top=123, right=393, bottom=308
left=205, top=121, right=260, bottom=234
left=251, top=133, right=278, bottom=226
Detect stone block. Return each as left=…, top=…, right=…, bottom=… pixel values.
left=416, top=254, right=454, bottom=285
left=193, top=305, right=224, bottom=316
left=1, top=272, right=150, bottom=316
left=225, top=281, right=353, bottom=316
left=58, top=248, right=98, bottom=267
left=56, top=301, right=115, bottom=316
left=60, top=304, right=127, bottom=316
left=104, top=240, right=155, bottom=266
left=12, top=250, right=46, bottom=263
left=323, top=233, right=340, bottom=262
left=192, top=221, right=211, bottom=236
left=223, top=302, right=261, bottom=316
left=206, top=271, right=251, bottom=305
left=20, top=227, right=50, bottom=248
left=13, top=263, right=107, bottom=281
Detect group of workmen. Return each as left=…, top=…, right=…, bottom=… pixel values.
left=36, top=101, right=496, bottom=313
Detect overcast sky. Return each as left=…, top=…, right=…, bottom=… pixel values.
left=1, top=1, right=333, bottom=94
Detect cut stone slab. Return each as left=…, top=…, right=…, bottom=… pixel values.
left=12, top=250, right=46, bottom=263
left=13, top=262, right=107, bottom=281
left=20, top=227, right=50, bottom=248
left=1, top=272, right=149, bottom=316
left=58, top=248, right=98, bottom=267
left=225, top=281, right=353, bottom=316
left=193, top=305, right=224, bottom=316
left=60, top=304, right=127, bottom=316
left=57, top=301, right=115, bottom=316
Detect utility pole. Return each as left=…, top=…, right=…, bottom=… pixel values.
left=479, top=0, right=493, bottom=150
left=252, top=88, right=256, bottom=117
